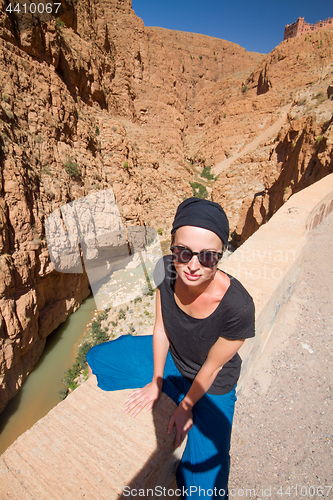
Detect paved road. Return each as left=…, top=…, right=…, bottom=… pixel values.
left=229, top=210, right=333, bottom=499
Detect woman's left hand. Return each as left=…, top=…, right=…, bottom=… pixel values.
left=167, top=402, right=193, bottom=448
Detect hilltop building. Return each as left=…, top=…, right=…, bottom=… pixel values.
left=284, top=17, right=333, bottom=40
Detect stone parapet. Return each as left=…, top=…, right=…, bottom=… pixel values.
left=223, top=173, right=333, bottom=395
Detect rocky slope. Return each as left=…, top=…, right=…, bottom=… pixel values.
left=0, top=0, right=332, bottom=413
left=0, top=0, right=265, bottom=412
left=211, top=30, right=333, bottom=245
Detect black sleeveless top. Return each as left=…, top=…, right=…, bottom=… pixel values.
left=153, top=255, right=255, bottom=395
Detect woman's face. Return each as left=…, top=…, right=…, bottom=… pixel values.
left=173, top=226, right=223, bottom=287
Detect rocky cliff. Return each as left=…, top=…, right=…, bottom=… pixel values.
left=0, top=0, right=264, bottom=412
left=0, top=0, right=332, bottom=413
left=211, top=30, right=333, bottom=244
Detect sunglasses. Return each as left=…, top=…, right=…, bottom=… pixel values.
left=170, top=245, right=223, bottom=268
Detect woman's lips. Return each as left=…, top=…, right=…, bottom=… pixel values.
left=184, top=271, right=201, bottom=281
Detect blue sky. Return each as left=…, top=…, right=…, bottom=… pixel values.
left=132, top=0, right=332, bottom=54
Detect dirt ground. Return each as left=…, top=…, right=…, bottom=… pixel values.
left=229, top=210, right=333, bottom=499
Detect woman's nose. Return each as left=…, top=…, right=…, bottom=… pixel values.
left=187, top=254, right=200, bottom=270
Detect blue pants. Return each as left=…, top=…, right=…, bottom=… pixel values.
left=87, top=335, right=236, bottom=499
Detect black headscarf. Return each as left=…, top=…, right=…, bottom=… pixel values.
left=171, top=197, right=229, bottom=246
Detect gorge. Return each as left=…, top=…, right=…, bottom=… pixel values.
left=0, top=0, right=333, bottom=417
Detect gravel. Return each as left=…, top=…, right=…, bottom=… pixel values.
left=229, top=210, right=333, bottom=499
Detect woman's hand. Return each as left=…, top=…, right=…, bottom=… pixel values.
left=167, top=401, right=193, bottom=448
left=124, top=381, right=162, bottom=418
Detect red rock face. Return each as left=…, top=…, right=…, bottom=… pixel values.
left=0, top=0, right=332, bottom=412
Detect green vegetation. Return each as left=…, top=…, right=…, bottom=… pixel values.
left=59, top=285, right=157, bottom=399
left=118, top=308, right=126, bottom=320
left=315, top=91, right=326, bottom=104
left=200, top=166, right=217, bottom=181
left=242, top=85, right=248, bottom=94
left=64, top=157, right=80, bottom=179
left=190, top=181, right=208, bottom=199
left=59, top=310, right=111, bottom=399
left=55, top=18, right=65, bottom=32
left=157, top=228, right=163, bottom=235
left=123, top=161, right=129, bottom=169
left=95, top=125, right=100, bottom=135
left=297, top=97, right=307, bottom=106
left=43, top=165, right=53, bottom=176
left=316, top=135, right=323, bottom=144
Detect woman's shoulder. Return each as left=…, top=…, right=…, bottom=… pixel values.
left=218, top=271, right=255, bottom=339
left=219, top=270, right=255, bottom=310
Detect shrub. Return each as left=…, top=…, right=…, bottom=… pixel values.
left=76, top=341, right=92, bottom=370
left=157, top=228, right=163, bottom=235
left=315, top=91, right=326, bottom=104
left=201, top=166, right=216, bottom=181
left=190, top=182, right=208, bottom=199
left=55, top=18, right=65, bottom=31
left=118, top=309, right=126, bottom=320
left=64, top=157, right=80, bottom=179
left=242, top=85, right=248, bottom=93
left=95, top=125, right=100, bottom=135
left=123, top=161, right=129, bottom=169
left=297, top=97, right=306, bottom=106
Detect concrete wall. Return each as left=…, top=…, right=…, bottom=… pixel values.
left=223, top=173, right=333, bottom=395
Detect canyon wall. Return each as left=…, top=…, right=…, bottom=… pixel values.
left=0, top=0, right=264, bottom=412
left=211, top=30, right=333, bottom=244
left=0, top=0, right=332, bottom=413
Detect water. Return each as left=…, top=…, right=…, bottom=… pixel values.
left=0, top=239, right=166, bottom=455
left=0, top=295, right=96, bottom=455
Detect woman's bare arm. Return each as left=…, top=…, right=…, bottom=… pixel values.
left=124, top=288, right=169, bottom=417
left=181, top=337, right=244, bottom=409
left=168, top=337, right=244, bottom=447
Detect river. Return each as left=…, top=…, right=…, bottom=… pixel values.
left=0, top=295, right=97, bottom=456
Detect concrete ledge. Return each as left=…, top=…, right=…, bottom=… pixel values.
left=0, top=376, right=185, bottom=500
left=222, top=173, right=333, bottom=395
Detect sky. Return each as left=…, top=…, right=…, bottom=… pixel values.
left=132, top=0, right=332, bottom=54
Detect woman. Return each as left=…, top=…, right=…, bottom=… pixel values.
left=87, top=197, right=255, bottom=498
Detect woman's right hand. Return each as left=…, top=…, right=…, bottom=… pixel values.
left=124, top=380, right=162, bottom=418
